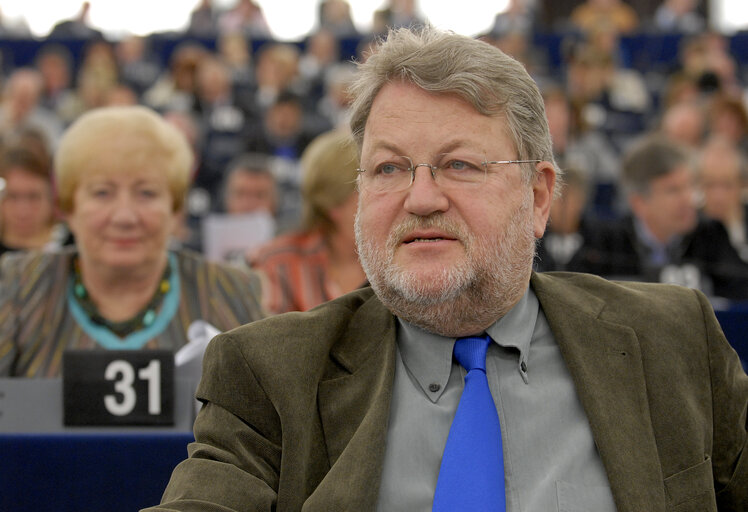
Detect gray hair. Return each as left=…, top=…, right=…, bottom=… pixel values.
left=622, top=134, right=692, bottom=197
left=348, top=26, right=558, bottom=186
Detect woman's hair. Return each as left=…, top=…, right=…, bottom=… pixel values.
left=348, top=26, right=558, bottom=186
left=300, top=129, right=359, bottom=233
left=0, top=145, right=51, bottom=182
left=55, top=105, right=193, bottom=213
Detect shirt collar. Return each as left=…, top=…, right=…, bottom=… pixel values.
left=633, top=216, right=682, bottom=265
left=396, top=287, right=539, bottom=402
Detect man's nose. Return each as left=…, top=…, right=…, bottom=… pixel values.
left=403, top=166, right=449, bottom=216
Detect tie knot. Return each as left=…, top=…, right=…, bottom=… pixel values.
left=453, top=334, right=491, bottom=373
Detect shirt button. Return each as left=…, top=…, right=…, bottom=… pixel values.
left=428, top=383, right=441, bottom=392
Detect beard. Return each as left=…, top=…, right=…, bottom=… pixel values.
left=355, top=192, right=537, bottom=337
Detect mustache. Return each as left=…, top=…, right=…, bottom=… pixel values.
left=389, top=214, right=468, bottom=246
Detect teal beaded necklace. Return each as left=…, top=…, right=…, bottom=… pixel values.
left=70, top=256, right=172, bottom=338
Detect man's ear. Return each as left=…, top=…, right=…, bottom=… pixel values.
left=532, top=161, right=556, bottom=238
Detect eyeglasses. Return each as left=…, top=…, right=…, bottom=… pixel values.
left=357, top=153, right=541, bottom=193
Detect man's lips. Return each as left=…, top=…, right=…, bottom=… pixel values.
left=401, top=231, right=457, bottom=244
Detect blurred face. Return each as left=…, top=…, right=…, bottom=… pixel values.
left=1, top=167, right=54, bottom=238
left=549, top=183, right=587, bottom=234
left=355, top=82, right=554, bottom=336
left=225, top=170, right=276, bottom=214
left=328, top=190, right=358, bottom=246
left=632, top=166, right=697, bottom=243
left=66, top=166, right=176, bottom=273
left=700, top=155, right=743, bottom=223
left=265, top=102, right=302, bottom=139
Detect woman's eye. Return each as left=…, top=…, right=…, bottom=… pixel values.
left=91, top=188, right=111, bottom=198
left=138, top=189, right=159, bottom=198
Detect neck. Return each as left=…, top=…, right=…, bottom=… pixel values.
left=78, top=254, right=169, bottom=323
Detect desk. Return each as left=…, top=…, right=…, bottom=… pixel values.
left=0, top=378, right=197, bottom=511
left=0, top=431, right=193, bottom=512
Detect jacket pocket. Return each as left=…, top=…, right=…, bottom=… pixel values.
left=664, top=456, right=717, bottom=511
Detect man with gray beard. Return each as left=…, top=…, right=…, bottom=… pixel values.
left=145, top=27, right=747, bottom=512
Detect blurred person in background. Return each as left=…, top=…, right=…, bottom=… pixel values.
left=543, top=85, right=621, bottom=218
left=372, top=0, right=426, bottom=34
left=34, top=44, right=77, bottom=124
left=0, top=105, right=264, bottom=377
left=199, top=154, right=278, bottom=264
left=569, top=0, right=639, bottom=35
left=317, top=0, right=358, bottom=38
left=252, top=42, right=303, bottom=112
left=247, top=129, right=364, bottom=314
left=707, top=94, right=748, bottom=155
left=244, top=90, right=329, bottom=232
left=48, top=1, right=102, bottom=40
left=316, top=62, right=357, bottom=131
left=216, top=31, right=255, bottom=94
left=653, top=0, right=705, bottom=34
left=574, top=134, right=748, bottom=301
left=222, top=153, right=277, bottom=216
left=144, top=42, right=208, bottom=113
left=0, top=145, right=69, bottom=256
left=535, top=165, right=595, bottom=271
left=659, top=98, right=706, bottom=149
left=188, top=0, right=218, bottom=38
left=0, top=68, right=63, bottom=150
left=697, top=136, right=748, bottom=262
left=298, top=29, right=341, bottom=107
left=191, top=56, right=252, bottom=203
left=217, top=0, right=271, bottom=39
left=115, top=35, right=161, bottom=97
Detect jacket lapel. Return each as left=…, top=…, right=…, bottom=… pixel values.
left=532, top=273, right=667, bottom=511
left=306, top=295, right=397, bottom=512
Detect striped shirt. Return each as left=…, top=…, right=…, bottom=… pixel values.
left=248, top=230, right=340, bottom=314
left=0, top=247, right=265, bottom=377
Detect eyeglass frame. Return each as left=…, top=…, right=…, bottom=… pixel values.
left=356, top=155, right=543, bottom=192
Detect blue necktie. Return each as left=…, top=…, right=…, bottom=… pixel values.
left=432, top=334, right=506, bottom=512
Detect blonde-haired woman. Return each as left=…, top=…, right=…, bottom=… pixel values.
left=248, top=129, right=365, bottom=314
left=0, top=105, right=264, bottom=377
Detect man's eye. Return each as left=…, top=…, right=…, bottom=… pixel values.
left=445, top=160, right=479, bottom=171
left=376, top=163, right=404, bottom=175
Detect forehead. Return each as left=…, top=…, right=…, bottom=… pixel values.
left=77, top=168, right=169, bottom=186
left=230, top=170, right=274, bottom=186
left=3, top=167, right=49, bottom=187
left=649, top=165, right=693, bottom=189
left=362, top=81, right=512, bottom=157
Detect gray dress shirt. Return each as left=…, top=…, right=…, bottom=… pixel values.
left=376, top=287, right=617, bottom=512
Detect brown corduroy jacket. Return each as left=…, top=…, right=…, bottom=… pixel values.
left=146, top=272, right=748, bottom=512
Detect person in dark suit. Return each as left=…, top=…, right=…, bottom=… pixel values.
left=535, top=165, right=600, bottom=272
left=697, top=135, right=748, bottom=263
left=145, top=27, right=747, bottom=512
left=570, top=133, right=748, bottom=301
